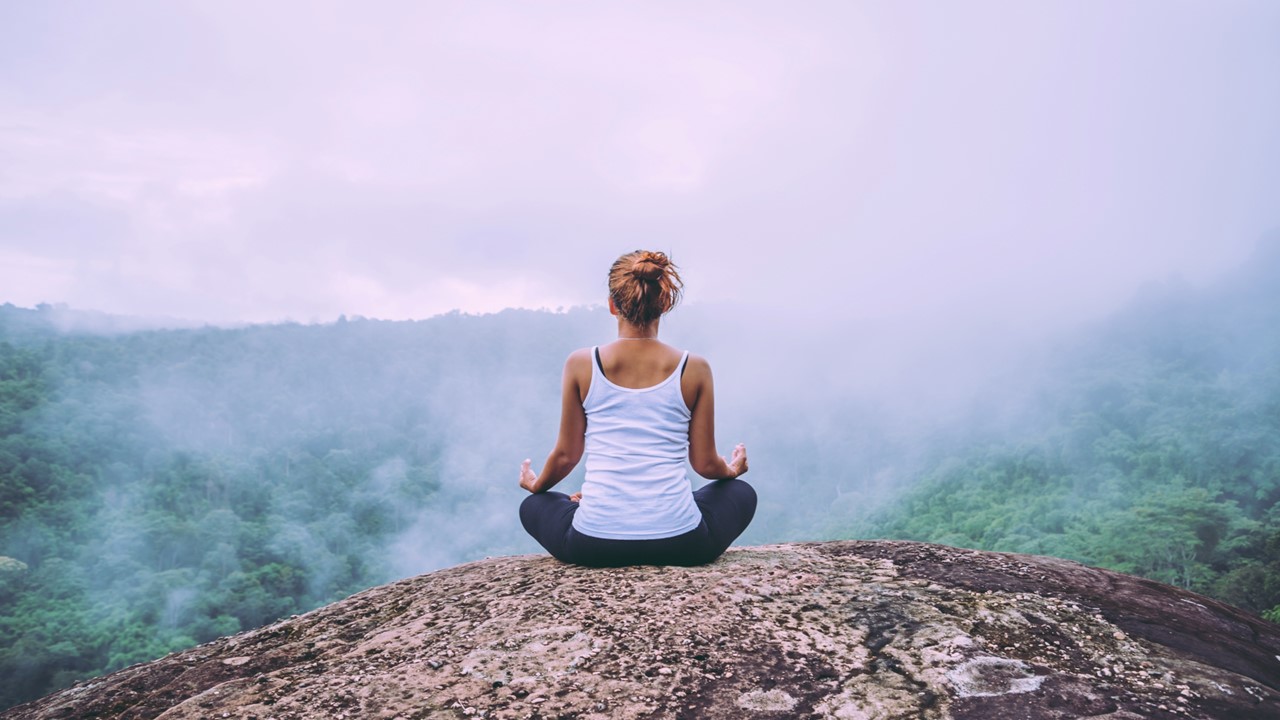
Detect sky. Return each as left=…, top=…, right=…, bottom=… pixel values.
left=1, top=1, right=1278, bottom=328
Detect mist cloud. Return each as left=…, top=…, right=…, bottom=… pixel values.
left=1, top=1, right=1277, bottom=329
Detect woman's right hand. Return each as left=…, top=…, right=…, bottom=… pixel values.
left=725, top=442, right=748, bottom=479
left=520, top=459, right=539, bottom=493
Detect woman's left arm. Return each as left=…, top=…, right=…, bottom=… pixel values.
left=684, top=354, right=748, bottom=481
left=520, top=350, right=589, bottom=494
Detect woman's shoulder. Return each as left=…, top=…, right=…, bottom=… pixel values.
left=563, top=345, right=596, bottom=379
left=564, top=347, right=595, bottom=370
left=681, top=351, right=713, bottom=381
left=562, top=348, right=596, bottom=398
left=683, top=350, right=710, bottom=369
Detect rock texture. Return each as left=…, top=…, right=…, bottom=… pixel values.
left=5, top=541, right=1280, bottom=719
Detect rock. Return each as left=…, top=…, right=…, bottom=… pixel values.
left=3, top=541, right=1279, bottom=719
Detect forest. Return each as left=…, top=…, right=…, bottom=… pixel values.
left=2, top=243, right=1279, bottom=709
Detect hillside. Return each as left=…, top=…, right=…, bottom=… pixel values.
left=4, top=541, right=1279, bottom=720
left=4, top=241, right=1280, bottom=709
left=849, top=240, right=1280, bottom=618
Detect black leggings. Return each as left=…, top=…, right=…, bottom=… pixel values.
left=519, top=479, right=757, bottom=568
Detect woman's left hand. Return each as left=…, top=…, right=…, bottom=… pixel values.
left=726, top=442, right=748, bottom=479
left=519, top=459, right=539, bottom=493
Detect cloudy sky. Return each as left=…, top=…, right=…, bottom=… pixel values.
left=2, top=1, right=1278, bottom=327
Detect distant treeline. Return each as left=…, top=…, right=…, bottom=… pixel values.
left=849, top=251, right=1280, bottom=619
left=0, top=307, right=600, bottom=709
left=2, top=244, right=1280, bottom=709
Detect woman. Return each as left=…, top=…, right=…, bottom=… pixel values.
left=519, top=250, right=756, bottom=567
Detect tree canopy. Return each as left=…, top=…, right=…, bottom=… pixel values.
left=2, top=244, right=1280, bottom=709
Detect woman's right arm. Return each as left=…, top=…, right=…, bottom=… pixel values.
left=685, top=355, right=748, bottom=480
left=520, top=349, right=591, bottom=493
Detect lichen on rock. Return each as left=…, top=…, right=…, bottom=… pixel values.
left=946, top=657, right=1043, bottom=697
left=3, top=541, right=1279, bottom=719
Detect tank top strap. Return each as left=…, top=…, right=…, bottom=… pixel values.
left=581, top=346, right=601, bottom=406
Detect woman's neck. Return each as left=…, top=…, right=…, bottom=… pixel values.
left=616, top=320, right=659, bottom=340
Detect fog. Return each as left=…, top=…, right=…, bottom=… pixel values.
left=0, top=282, right=1162, bottom=583
left=1, top=1, right=1277, bottom=332
left=5, top=238, right=1280, bottom=708
left=5, top=235, right=1272, bottom=591
left=3, top=2, right=1280, bottom=707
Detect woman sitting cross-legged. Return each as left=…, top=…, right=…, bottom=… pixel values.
left=518, top=249, right=756, bottom=567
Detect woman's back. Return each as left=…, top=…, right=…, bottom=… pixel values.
left=573, top=343, right=702, bottom=539
left=593, top=340, right=684, bottom=388
left=578, top=341, right=702, bottom=410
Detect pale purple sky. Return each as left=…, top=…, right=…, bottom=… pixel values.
left=2, top=1, right=1278, bottom=327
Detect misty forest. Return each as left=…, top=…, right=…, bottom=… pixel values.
left=3, top=243, right=1280, bottom=709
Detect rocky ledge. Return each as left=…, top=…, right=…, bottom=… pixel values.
left=5, top=541, right=1280, bottom=720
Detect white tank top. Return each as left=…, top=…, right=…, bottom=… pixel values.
left=571, top=347, right=703, bottom=540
